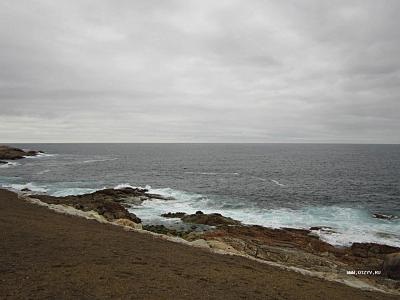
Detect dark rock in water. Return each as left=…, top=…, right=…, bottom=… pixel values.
left=382, top=252, right=400, bottom=280
left=309, top=226, right=336, bottom=234
left=0, top=160, right=7, bottom=164
left=34, top=188, right=147, bottom=223
left=34, top=187, right=173, bottom=223
left=159, top=211, right=241, bottom=226
left=161, top=212, right=187, bottom=218
left=310, top=226, right=333, bottom=231
left=0, top=145, right=42, bottom=160
left=21, top=188, right=31, bottom=192
left=181, top=212, right=241, bottom=226
left=372, top=213, right=398, bottom=220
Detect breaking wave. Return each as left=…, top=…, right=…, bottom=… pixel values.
left=0, top=161, right=20, bottom=168
left=129, top=185, right=400, bottom=248
left=24, top=153, right=57, bottom=159
left=271, top=179, right=285, bottom=187
left=2, top=180, right=399, bottom=248
left=81, top=158, right=118, bottom=164
left=4, top=182, right=48, bottom=193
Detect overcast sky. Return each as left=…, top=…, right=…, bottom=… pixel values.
left=1, top=0, right=399, bottom=143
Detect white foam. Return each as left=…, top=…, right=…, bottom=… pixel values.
left=114, top=183, right=138, bottom=190
left=4, top=182, right=48, bottom=193
left=50, top=188, right=98, bottom=197
left=24, top=153, right=56, bottom=158
left=8, top=180, right=398, bottom=248
left=271, top=179, right=285, bottom=187
left=82, top=158, right=118, bottom=164
left=126, top=185, right=400, bottom=248
left=0, top=161, right=20, bottom=168
left=223, top=206, right=400, bottom=248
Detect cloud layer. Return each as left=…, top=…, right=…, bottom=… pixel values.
left=1, top=0, right=399, bottom=142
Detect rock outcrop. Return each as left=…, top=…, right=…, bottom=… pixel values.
left=32, top=187, right=174, bottom=224
left=382, top=252, right=400, bottom=280
left=372, top=213, right=398, bottom=220
left=161, top=212, right=187, bottom=218
left=34, top=187, right=169, bottom=223
left=0, top=145, right=42, bottom=160
left=162, top=210, right=241, bottom=226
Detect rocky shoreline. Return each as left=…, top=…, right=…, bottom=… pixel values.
left=2, top=144, right=399, bottom=295
left=16, top=186, right=399, bottom=294
left=3, top=188, right=397, bottom=299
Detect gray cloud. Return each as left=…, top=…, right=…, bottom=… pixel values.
left=0, top=0, right=399, bottom=143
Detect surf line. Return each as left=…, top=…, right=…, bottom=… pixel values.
left=271, top=179, right=285, bottom=187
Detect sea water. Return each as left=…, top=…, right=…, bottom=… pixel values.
left=1, top=143, right=399, bottom=247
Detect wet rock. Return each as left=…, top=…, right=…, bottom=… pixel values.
left=382, top=252, right=400, bottom=280
left=0, top=145, right=42, bottom=160
left=181, top=213, right=241, bottom=226
left=372, top=213, right=398, bottom=220
left=161, top=212, right=187, bottom=218
left=21, top=188, right=32, bottom=192
left=310, top=226, right=333, bottom=231
left=0, top=160, right=7, bottom=164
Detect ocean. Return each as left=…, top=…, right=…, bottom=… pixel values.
left=1, top=143, right=399, bottom=247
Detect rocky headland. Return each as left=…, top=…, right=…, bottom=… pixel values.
left=0, top=145, right=42, bottom=160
